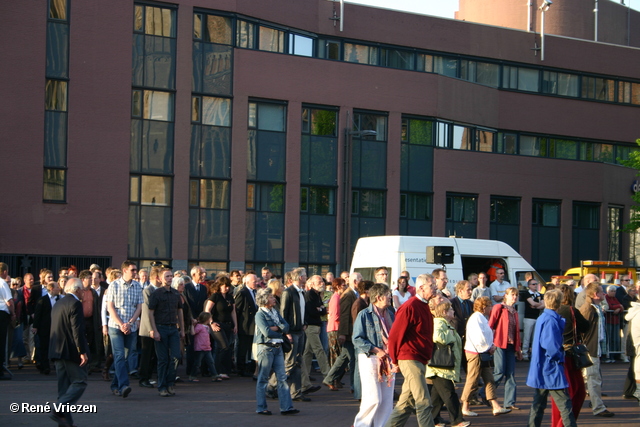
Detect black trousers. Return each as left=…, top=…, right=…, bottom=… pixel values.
left=139, top=336, right=157, bottom=381
left=236, top=334, right=254, bottom=374
left=431, top=375, right=464, bottom=425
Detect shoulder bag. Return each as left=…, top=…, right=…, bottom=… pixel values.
left=568, top=307, right=593, bottom=369
left=428, top=342, right=455, bottom=369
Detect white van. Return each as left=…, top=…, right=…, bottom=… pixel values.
left=350, top=235, right=544, bottom=295
left=351, top=236, right=545, bottom=289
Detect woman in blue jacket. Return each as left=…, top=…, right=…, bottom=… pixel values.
left=525, top=289, right=577, bottom=427
left=352, top=283, right=395, bottom=427
left=254, top=288, right=298, bottom=416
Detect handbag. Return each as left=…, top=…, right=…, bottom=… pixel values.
left=479, top=351, right=494, bottom=368
left=281, top=333, right=292, bottom=353
left=568, top=307, right=593, bottom=369
left=470, top=331, right=494, bottom=369
left=428, top=342, right=455, bottom=369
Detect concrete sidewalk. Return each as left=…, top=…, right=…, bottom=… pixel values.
left=1, top=359, right=639, bottom=426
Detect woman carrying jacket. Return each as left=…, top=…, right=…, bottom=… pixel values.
left=426, top=301, right=469, bottom=427
left=352, top=283, right=396, bottom=427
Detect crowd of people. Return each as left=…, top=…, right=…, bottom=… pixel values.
left=1, top=261, right=640, bottom=427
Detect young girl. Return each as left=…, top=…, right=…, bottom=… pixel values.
left=190, top=312, right=222, bottom=382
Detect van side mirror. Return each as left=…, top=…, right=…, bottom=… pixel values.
left=426, top=246, right=454, bottom=264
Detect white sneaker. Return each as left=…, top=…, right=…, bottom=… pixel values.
left=453, top=422, right=471, bottom=427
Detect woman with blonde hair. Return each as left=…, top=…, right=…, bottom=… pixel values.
left=426, top=301, right=470, bottom=427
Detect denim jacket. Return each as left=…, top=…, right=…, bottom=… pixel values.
left=352, top=304, right=395, bottom=356
left=253, top=307, right=289, bottom=345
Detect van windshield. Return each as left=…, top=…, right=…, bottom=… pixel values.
left=353, top=267, right=393, bottom=286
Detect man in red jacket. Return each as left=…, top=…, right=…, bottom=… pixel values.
left=385, top=273, right=437, bottom=427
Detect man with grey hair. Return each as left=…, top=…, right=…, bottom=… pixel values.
left=323, top=271, right=360, bottom=391
left=149, top=269, right=185, bottom=397
left=48, top=278, right=89, bottom=426
left=574, top=273, right=599, bottom=309
left=278, top=267, right=308, bottom=401
left=235, top=273, right=258, bottom=376
left=385, top=273, right=437, bottom=427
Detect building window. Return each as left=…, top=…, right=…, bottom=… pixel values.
left=300, top=107, right=338, bottom=266
left=193, top=12, right=232, bottom=96
left=582, top=76, right=615, bottom=102
left=608, top=206, right=623, bottom=261
left=400, top=116, right=433, bottom=236
left=289, top=33, right=314, bottom=57
left=490, top=196, right=520, bottom=251
left=129, top=174, right=173, bottom=259
left=572, top=202, right=600, bottom=264
left=44, top=0, right=69, bottom=202
left=259, top=26, right=285, bottom=53
left=130, top=3, right=176, bottom=262
left=247, top=101, right=287, bottom=264
left=532, top=199, right=561, bottom=278
left=344, top=43, right=378, bottom=65
left=502, top=66, right=539, bottom=92
left=189, top=179, right=230, bottom=260
left=446, top=193, right=477, bottom=238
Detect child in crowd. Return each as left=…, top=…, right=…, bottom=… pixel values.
left=190, top=312, right=222, bottom=382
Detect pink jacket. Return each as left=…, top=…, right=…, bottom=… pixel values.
left=327, top=292, right=341, bottom=332
left=193, top=323, right=211, bottom=351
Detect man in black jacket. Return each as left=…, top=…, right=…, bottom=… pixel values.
left=32, top=281, right=62, bottom=374
left=234, top=273, right=258, bottom=376
left=48, top=278, right=89, bottom=427
left=279, top=267, right=308, bottom=401
left=301, top=275, right=328, bottom=394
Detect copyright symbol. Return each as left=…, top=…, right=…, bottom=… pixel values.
left=10, top=403, right=19, bottom=412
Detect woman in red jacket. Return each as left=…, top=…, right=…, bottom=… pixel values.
left=488, top=287, right=522, bottom=411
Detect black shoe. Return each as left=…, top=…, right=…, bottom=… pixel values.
left=257, top=410, right=272, bottom=415
left=112, top=389, right=121, bottom=396
left=302, top=385, right=321, bottom=394
left=139, top=380, right=154, bottom=388
left=281, top=409, right=300, bottom=415
left=121, top=386, right=132, bottom=398
left=595, top=410, right=615, bottom=417
left=293, top=396, right=311, bottom=402
left=129, top=372, right=140, bottom=379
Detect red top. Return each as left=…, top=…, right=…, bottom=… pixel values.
left=387, top=296, right=434, bottom=365
left=488, top=303, right=521, bottom=351
left=327, top=292, right=341, bottom=332
left=605, top=295, right=622, bottom=325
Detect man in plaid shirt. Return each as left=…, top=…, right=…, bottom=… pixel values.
left=105, top=260, right=143, bottom=398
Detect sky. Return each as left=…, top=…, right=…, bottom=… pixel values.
left=351, top=0, right=640, bottom=17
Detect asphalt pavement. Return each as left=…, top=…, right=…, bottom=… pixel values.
left=1, top=358, right=639, bottom=426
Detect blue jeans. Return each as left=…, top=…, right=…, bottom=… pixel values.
left=154, top=325, right=181, bottom=391
left=194, top=350, right=218, bottom=378
left=256, top=344, right=294, bottom=413
left=108, top=327, right=138, bottom=392
left=493, top=345, right=517, bottom=407
left=528, top=388, right=576, bottom=427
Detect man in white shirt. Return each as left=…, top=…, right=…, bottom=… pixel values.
left=490, top=268, right=511, bottom=304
